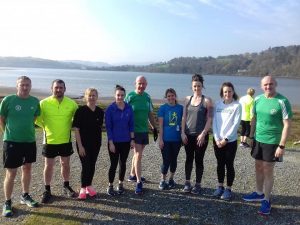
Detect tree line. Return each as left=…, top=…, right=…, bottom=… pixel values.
left=101, top=45, right=300, bottom=78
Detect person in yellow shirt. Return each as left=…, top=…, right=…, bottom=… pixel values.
left=239, top=88, right=255, bottom=148
left=36, top=79, right=78, bottom=203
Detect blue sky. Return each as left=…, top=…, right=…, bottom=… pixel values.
left=0, top=0, right=299, bottom=64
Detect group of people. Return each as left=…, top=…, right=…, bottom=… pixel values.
left=0, top=73, right=292, bottom=217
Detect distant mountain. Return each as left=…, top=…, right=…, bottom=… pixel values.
left=62, top=60, right=111, bottom=68
left=101, top=45, right=300, bottom=78
left=0, top=57, right=108, bottom=70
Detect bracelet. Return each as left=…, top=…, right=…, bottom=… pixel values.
left=131, top=138, right=135, bottom=141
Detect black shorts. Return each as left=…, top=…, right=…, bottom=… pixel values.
left=134, top=132, right=149, bottom=145
left=42, top=142, right=74, bottom=158
left=3, top=141, right=37, bottom=169
left=240, top=120, right=251, bottom=136
left=251, top=140, right=278, bottom=162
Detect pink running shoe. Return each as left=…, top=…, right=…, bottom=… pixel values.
left=78, top=188, right=86, bottom=200
left=86, top=186, right=97, bottom=197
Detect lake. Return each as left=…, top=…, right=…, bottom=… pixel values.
left=1, top=67, right=299, bottom=105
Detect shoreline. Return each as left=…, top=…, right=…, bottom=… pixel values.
left=1, top=85, right=300, bottom=110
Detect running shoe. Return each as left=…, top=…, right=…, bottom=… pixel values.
left=2, top=201, right=13, bottom=217
left=135, top=182, right=143, bottom=195
left=127, top=175, right=146, bottom=182
left=78, top=188, right=87, bottom=200
left=41, top=190, right=52, bottom=203
left=258, top=200, right=271, bottom=215
left=191, top=184, right=201, bottom=195
left=159, top=180, right=168, bottom=190
left=243, top=142, right=250, bottom=148
left=63, top=186, right=77, bottom=198
left=213, top=186, right=224, bottom=198
left=239, top=142, right=245, bottom=147
left=168, top=179, right=176, bottom=189
left=183, top=181, right=192, bottom=193
left=220, top=189, right=232, bottom=200
left=117, top=183, right=125, bottom=195
left=242, top=192, right=265, bottom=202
left=107, top=186, right=116, bottom=196
left=20, top=194, right=39, bottom=207
left=86, top=186, right=97, bottom=197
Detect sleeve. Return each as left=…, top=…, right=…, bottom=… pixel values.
left=212, top=102, right=220, bottom=141
left=225, top=103, right=242, bottom=141
left=35, top=101, right=44, bottom=128
left=105, top=105, right=114, bottom=141
left=34, top=98, right=41, bottom=117
left=128, top=105, right=134, bottom=133
left=72, top=107, right=81, bottom=128
left=0, top=97, right=8, bottom=118
left=280, top=98, right=293, bottom=120
left=158, top=104, right=164, bottom=118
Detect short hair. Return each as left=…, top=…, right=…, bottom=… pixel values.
left=51, top=79, right=66, bottom=88
left=220, top=82, right=238, bottom=100
left=17, top=76, right=31, bottom=84
left=115, top=84, right=126, bottom=94
left=247, top=88, right=255, bottom=96
left=84, top=87, right=98, bottom=99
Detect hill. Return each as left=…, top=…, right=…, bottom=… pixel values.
left=101, top=45, right=300, bottom=78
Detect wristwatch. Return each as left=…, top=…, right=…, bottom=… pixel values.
left=278, top=145, right=285, bottom=149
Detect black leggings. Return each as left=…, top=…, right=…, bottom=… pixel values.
left=108, top=142, right=131, bottom=183
left=77, top=143, right=101, bottom=187
left=184, top=134, right=209, bottom=183
left=213, top=140, right=237, bottom=187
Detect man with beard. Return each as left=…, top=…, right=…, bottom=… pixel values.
left=36, top=79, right=78, bottom=203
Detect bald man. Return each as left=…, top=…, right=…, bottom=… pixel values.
left=125, top=76, right=157, bottom=194
left=242, top=75, right=292, bottom=215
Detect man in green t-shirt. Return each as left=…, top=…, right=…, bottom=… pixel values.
left=242, top=75, right=292, bottom=215
left=125, top=76, right=157, bottom=194
left=35, top=79, right=78, bottom=203
left=0, top=76, right=40, bottom=217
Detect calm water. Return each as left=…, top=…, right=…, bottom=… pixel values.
left=1, top=67, right=299, bottom=105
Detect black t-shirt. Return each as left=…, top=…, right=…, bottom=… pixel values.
left=72, top=105, right=104, bottom=146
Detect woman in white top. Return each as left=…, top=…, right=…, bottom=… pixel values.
left=212, top=82, right=241, bottom=200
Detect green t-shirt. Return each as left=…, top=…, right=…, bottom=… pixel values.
left=0, top=95, right=40, bottom=142
left=35, top=96, right=78, bottom=144
left=125, top=91, right=153, bottom=133
left=254, top=93, right=292, bottom=144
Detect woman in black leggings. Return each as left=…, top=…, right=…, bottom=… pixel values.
left=212, top=82, right=241, bottom=200
left=181, top=74, right=213, bottom=194
left=105, top=85, right=135, bottom=195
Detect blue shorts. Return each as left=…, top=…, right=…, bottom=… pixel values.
left=3, top=141, right=37, bottom=168
left=134, top=132, right=149, bottom=145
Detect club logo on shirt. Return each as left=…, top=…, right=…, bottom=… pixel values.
left=270, top=109, right=277, bottom=115
left=15, top=105, right=22, bottom=111
left=169, top=111, right=177, bottom=126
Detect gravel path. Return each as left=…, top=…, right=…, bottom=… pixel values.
left=1, top=131, right=300, bottom=225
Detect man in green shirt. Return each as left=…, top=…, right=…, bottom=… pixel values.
left=243, top=75, right=292, bottom=215
left=0, top=76, right=40, bottom=217
left=125, top=76, right=157, bottom=194
left=36, top=79, right=78, bottom=203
